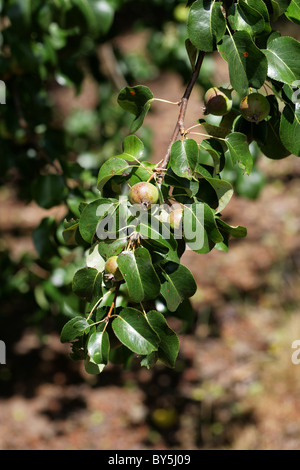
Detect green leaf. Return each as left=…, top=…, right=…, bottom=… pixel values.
left=225, top=132, right=253, bottom=174
left=117, top=86, right=154, bottom=132
left=79, top=199, right=118, bottom=243
left=204, top=177, right=234, bottom=212
left=218, top=31, right=268, bottom=96
left=84, top=357, right=106, bottom=375
left=72, top=0, right=114, bottom=36
left=129, top=162, right=156, bottom=185
left=228, top=0, right=266, bottom=36
left=72, top=267, right=102, bottom=302
left=185, top=38, right=198, bottom=71
left=112, top=307, right=160, bottom=355
left=147, top=311, right=179, bottom=368
left=32, top=174, right=67, bottom=209
left=263, top=36, right=300, bottom=85
left=170, top=139, right=198, bottom=180
left=216, top=219, right=247, bottom=238
left=60, top=316, right=90, bottom=343
left=285, top=0, right=300, bottom=24
left=245, top=0, right=271, bottom=29
left=183, top=202, right=223, bottom=253
left=98, top=237, right=128, bottom=260
left=164, top=168, right=199, bottom=195
left=136, top=219, right=178, bottom=254
left=159, top=262, right=197, bottom=312
left=117, top=248, right=161, bottom=303
left=115, top=135, right=144, bottom=161
left=268, top=0, right=292, bottom=19
left=258, top=96, right=291, bottom=159
left=199, top=138, right=225, bottom=175
left=187, top=0, right=226, bottom=52
left=87, top=326, right=110, bottom=365
left=97, top=158, right=132, bottom=191
left=280, top=101, right=300, bottom=156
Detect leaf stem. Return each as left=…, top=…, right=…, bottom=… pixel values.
left=153, top=98, right=181, bottom=106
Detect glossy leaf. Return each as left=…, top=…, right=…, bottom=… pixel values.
left=72, top=267, right=102, bottom=302
left=225, top=132, right=253, bottom=174
left=263, top=36, right=300, bottom=85
left=187, top=0, right=226, bottom=52
left=117, top=248, right=161, bottom=303
left=60, top=316, right=90, bottom=343
left=79, top=198, right=118, bottom=243
left=97, top=158, right=132, bottom=191
left=112, top=308, right=160, bottom=355
left=218, top=31, right=268, bottom=96
left=258, top=96, right=290, bottom=159
left=228, top=0, right=266, bottom=36
left=115, top=135, right=144, bottom=161
left=87, top=326, right=110, bottom=365
left=117, top=86, right=154, bottom=132
left=280, top=101, right=300, bottom=156
left=159, top=262, right=197, bottom=312
left=170, top=139, right=198, bottom=180
left=147, top=311, right=179, bottom=368
left=216, top=219, right=247, bottom=238
left=183, top=202, right=223, bottom=253
left=285, top=0, right=300, bottom=24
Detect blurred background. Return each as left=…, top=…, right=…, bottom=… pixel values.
left=1, top=0, right=300, bottom=450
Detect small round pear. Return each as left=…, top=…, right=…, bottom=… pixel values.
left=104, top=255, right=123, bottom=281
left=128, top=182, right=159, bottom=209
left=240, top=93, right=270, bottom=124
left=204, top=87, right=232, bottom=116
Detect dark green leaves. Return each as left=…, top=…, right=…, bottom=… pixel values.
left=72, top=267, right=102, bottom=302
left=187, top=0, right=226, bottom=52
left=32, top=174, right=67, bottom=209
left=228, top=0, right=267, bottom=36
left=280, top=101, right=300, bottom=156
left=112, top=308, right=160, bottom=355
left=79, top=198, right=118, bottom=243
left=60, top=316, right=90, bottom=343
left=147, top=311, right=179, bottom=368
left=117, top=247, right=161, bottom=303
left=117, top=86, right=154, bottom=132
left=218, top=31, right=268, bottom=96
left=97, top=158, right=131, bottom=191
left=159, top=262, right=197, bottom=312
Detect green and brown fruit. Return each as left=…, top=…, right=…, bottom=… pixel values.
left=204, top=87, right=232, bottom=116
left=240, top=93, right=270, bottom=124
left=128, top=181, right=159, bottom=208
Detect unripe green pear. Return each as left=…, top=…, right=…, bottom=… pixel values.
left=204, top=87, right=232, bottom=116
left=169, top=208, right=183, bottom=231
left=240, top=93, right=270, bottom=124
left=128, top=182, right=159, bottom=209
left=104, top=255, right=123, bottom=281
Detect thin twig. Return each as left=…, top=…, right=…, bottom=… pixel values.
left=157, top=51, right=205, bottom=180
